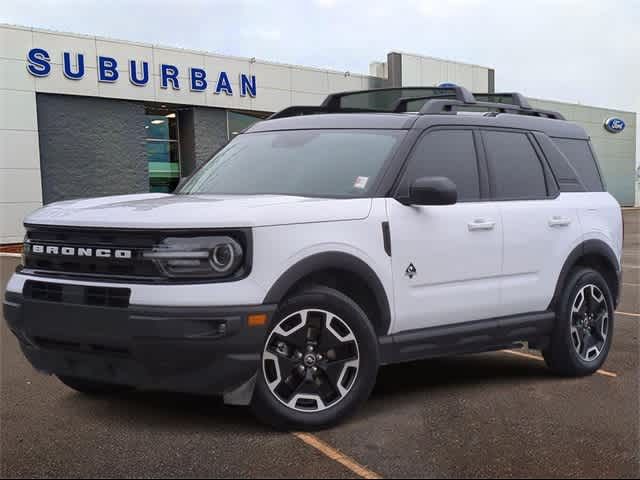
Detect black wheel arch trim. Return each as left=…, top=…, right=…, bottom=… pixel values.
left=549, top=239, right=621, bottom=310
left=263, top=251, right=391, bottom=335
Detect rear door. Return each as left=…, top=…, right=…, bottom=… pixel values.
left=481, top=129, right=582, bottom=316
left=387, top=128, right=503, bottom=333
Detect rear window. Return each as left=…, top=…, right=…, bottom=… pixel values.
left=552, top=138, right=604, bottom=191
left=483, top=131, right=548, bottom=199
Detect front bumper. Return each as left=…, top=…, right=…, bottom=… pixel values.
left=3, top=286, right=276, bottom=396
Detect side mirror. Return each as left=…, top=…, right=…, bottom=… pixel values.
left=408, top=176, right=457, bottom=206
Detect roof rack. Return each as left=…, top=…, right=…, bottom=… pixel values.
left=268, top=86, right=463, bottom=119
left=268, top=86, right=566, bottom=121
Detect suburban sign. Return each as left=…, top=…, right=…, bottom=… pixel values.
left=26, top=47, right=257, bottom=97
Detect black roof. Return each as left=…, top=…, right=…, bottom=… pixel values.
left=247, top=112, right=418, bottom=132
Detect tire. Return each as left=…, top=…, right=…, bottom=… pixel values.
left=56, top=375, right=132, bottom=395
left=252, top=286, right=379, bottom=430
left=543, top=267, right=615, bottom=377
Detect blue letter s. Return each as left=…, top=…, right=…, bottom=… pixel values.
left=26, top=48, right=51, bottom=77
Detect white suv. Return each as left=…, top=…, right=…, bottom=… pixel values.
left=3, top=87, right=623, bottom=429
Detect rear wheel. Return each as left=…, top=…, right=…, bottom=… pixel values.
left=252, top=286, right=379, bottom=430
left=543, top=268, right=614, bottom=376
left=56, top=375, right=132, bottom=395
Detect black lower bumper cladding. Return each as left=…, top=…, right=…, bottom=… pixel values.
left=3, top=287, right=276, bottom=395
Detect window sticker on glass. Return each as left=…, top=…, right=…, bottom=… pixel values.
left=354, top=176, right=369, bottom=189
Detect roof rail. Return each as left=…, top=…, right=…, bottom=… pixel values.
left=418, top=98, right=565, bottom=120
left=268, top=86, right=566, bottom=121
left=319, top=86, right=475, bottom=111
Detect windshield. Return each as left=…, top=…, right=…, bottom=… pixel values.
left=179, top=129, right=405, bottom=197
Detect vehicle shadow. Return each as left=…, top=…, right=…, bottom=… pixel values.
left=58, top=388, right=271, bottom=434
left=364, top=351, right=558, bottom=413
left=61, top=350, right=555, bottom=432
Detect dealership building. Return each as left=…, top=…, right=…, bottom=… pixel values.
left=0, top=23, right=637, bottom=245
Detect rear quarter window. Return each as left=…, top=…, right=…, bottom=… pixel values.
left=552, top=138, right=604, bottom=192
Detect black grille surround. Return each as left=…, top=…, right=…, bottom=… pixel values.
left=21, top=225, right=253, bottom=284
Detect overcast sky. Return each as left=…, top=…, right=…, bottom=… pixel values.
left=2, top=0, right=638, bottom=164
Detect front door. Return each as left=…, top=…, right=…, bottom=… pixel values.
left=388, top=129, right=503, bottom=334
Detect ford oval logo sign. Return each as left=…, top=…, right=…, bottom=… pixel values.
left=604, top=117, right=626, bottom=134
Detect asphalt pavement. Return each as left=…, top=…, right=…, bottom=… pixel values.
left=1, top=209, right=638, bottom=478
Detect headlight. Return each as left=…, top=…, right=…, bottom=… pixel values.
left=144, top=236, right=244, bottom=279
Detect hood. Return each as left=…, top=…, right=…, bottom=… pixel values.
left=24, top=193, right=373, bottom=229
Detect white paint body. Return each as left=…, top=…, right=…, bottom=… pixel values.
left=7, top=190, right=622, bottom=335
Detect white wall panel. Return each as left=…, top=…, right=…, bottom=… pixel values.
left=0, top=130, right=40, bottom=169
left=250, top=62, right=292, bottom=90
left=0, top=89, right=38, bottom=131
left=0, top=25, right=32, bottom=60
left=205, top=88, right=253, bottom=110
left=32, top=30, right=98, bottom=68
left=327, top=72, right=364, bottom=92
left=0, top=202, right=41, bottom=244
left=291, top=68, right=329, bottom=94
left=96, top=39, right=154, bottom=72
left=251, top=87, right=291, bottom=113
left=99, top=77, right=157, bottom=102
left=0, top=58, right=35, bottom=91
left=472, top=66, right=489, bottom=92
left=291, top=91, right=326, bottom=106
left=401, top=54, right=421, bottom=86
left=154, top=47, right=206, bottom=84
left=33, top=66, right=100, bottom=97
left=0, top=169, right=42, bottom=203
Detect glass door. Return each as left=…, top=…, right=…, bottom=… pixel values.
left=145, top=108, right=181, bottom=192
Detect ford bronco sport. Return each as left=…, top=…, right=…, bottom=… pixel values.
left=3, top=86, right=623, bottom=430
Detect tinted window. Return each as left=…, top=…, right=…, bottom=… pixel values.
left=552, top=138, right=604, bottom=191
left=483, top=131, right=547, bottom=199
left=532, top=133, right=584, bottom=192
left=180, top=130, right=405, bottom=197
left=403, top=130, right=480, bottom=201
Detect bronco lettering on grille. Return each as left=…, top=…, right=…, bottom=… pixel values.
left=30, top=244, right=133, bottom=259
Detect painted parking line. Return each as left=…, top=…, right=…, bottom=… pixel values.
left=503, top=349, right=618, bottom=378
left=616, top=311, right=640, bottom=318
left=292, top=431, right=382, bottom=479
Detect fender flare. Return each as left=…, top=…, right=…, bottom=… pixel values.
left=549, top=239, right=621, bottom=310
left=263, top=251, right=391, bottom=335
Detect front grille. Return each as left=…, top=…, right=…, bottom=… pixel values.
left=23, top=226, right=165, bottom=281
left=21, top=225, right=252, bottom=283
left=24, top=280, right=131, bottom=308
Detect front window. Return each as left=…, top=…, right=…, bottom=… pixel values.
left=179, top=129, right=405, bottom=197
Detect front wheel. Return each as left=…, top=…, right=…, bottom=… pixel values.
left=252, top=286, right=379, bottom=430
left=543, top=268, right=615, bottom=376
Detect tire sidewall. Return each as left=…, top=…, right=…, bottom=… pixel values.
left=555, top=268, right=614, bottom=373
left=252, top=286, right=379, bottom=430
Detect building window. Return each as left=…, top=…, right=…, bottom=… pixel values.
left=227, top=110, right=267, bottom=140
left=145, top=107, right=180, bottom=192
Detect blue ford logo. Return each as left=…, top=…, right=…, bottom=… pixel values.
left=604, top=117, right=626, bottom=133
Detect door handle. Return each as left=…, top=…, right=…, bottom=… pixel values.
left=468, top=219, right=496, bottom=231
left=549, top=216, right=571, bottom=227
